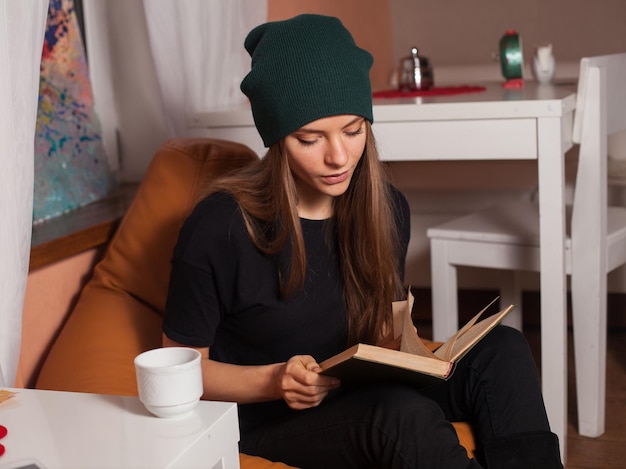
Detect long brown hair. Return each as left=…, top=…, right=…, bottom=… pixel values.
left=202, top=121, right=403, bottom=345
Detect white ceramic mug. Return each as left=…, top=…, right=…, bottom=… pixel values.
left=134, top=347, right=203, bottom=418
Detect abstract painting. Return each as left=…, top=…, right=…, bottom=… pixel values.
left=33, top=0, right=115, bottom=224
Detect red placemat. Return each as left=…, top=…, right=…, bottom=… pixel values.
left=373, top=86, right=486, bottom=98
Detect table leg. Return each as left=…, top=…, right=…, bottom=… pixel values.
left=537, top=116, right=569, bottom=462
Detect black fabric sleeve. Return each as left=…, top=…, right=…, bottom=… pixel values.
left=389, top=185, right=411, bottom=284
left=163, top=192, right=242, bottom=347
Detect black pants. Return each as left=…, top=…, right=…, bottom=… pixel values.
left=240, top=326, right=562, bottom=468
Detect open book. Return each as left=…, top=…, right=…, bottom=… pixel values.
left=320, top=289, right=515, bottom=387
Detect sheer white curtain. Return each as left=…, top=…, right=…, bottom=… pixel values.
left=143, top=0, right=266, bottom=137
left=0, top=0, right=49, bottom=387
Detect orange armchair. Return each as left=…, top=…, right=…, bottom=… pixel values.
left=35, top=138, right=475, bottom=468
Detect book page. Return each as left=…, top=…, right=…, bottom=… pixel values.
left=391, top=296, right=406, bottom=340
left=434, top=304, right=515, bottom=362
left=434, top=297, right=499, bottom=362
left=395, top=288, right=439, bottom=359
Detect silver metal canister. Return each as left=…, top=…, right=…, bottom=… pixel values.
left=398, top=47, right=434, bottom=91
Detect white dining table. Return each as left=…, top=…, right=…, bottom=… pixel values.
left=187, top=81, right=578, bottom=458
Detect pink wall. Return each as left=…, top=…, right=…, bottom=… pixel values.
left=268, top=0, right=394, bottom=91
left=391, top=0, right=626, bottom=68
left=17, top=248, right=102, bottom=388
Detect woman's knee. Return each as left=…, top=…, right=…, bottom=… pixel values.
left=475, top=325, right=534, bottom=364
left=482, top=324, right=527, bottom=348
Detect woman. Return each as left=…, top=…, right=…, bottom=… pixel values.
left=163, top=14, right=563, bottom=469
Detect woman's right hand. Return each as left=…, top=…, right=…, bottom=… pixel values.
left=274, top=355, right=341, bottom=410
left=162, top=334, right=340, bottom=408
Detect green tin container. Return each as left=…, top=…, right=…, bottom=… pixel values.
left=499, top=30, right=524, bottom=80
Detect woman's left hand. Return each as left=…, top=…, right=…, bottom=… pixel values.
left=273, top=355, right=341, bottom=410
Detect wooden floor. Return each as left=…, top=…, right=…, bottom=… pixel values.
left=526, top=326, right=626, bottom=469
left=412, top=289, right=626, bottom=469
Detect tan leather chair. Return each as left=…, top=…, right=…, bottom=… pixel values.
left=35, top=138, right=475, bottom=468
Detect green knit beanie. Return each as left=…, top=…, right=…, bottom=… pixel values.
left=241, top=14, right=374, bottom=147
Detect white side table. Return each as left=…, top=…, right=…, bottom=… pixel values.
left=0, top=388, right=240, bottom=469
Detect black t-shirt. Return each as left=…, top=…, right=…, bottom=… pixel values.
left=163, top=187, right=410, bottom=426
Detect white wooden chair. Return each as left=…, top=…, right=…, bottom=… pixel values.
left=426, top=53, right=626, bottom=439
